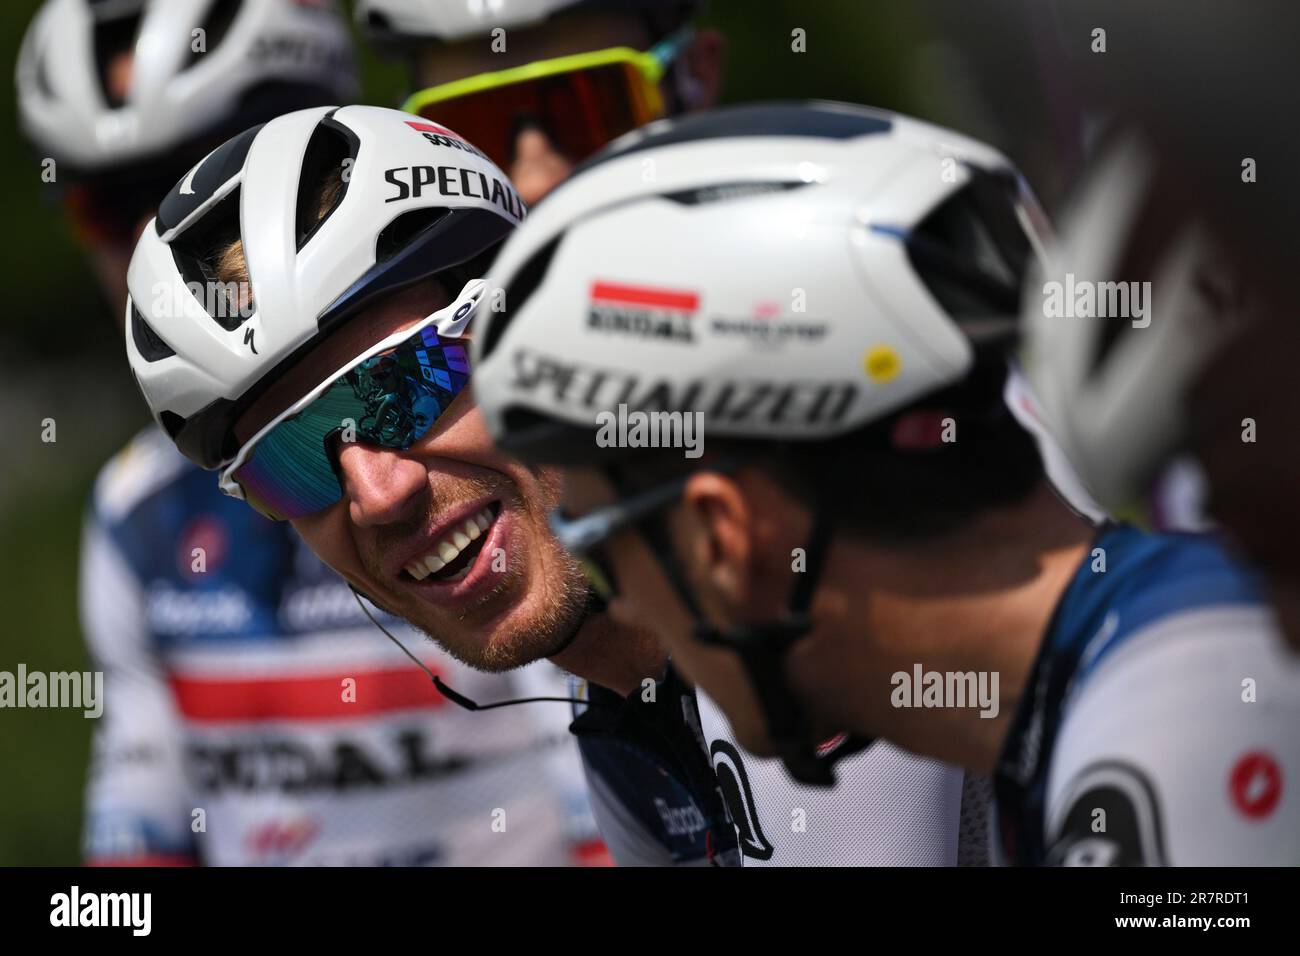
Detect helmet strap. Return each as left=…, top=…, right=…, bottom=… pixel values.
left=623, top=473, right=870, bottom=787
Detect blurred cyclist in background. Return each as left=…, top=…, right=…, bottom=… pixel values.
left=16, top=0, right=601, bottom=867
left=356, top=0, right=724, bottom=205
left=1015, top=0, right=1300, bottom=650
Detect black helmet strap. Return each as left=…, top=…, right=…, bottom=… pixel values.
left=614, top=466, right=871, bottom=787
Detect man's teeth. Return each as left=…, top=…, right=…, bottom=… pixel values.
left=404, top=506, right=495, bottom=581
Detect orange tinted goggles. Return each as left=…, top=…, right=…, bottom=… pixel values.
left=401, top=30, right=690, bottom=171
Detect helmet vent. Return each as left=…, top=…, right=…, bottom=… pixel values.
left=159, top=410, right=186, bottom=440
left=184, top=0, right=243, bottom=72
left=91, top=6, right=142, bottom=109
left=168, top=185, right=250, bottom=332
left=376, top=208, right=450, bottom=262
left=662, top=181, right=806, bottom=205
left=131, top=304, right=176, bottom=362
left=904, top=171, right=1028, bottom=323
left=295, top=114, right=358, bottom=251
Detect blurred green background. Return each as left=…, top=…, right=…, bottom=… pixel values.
left=0, top=0, right=1061, bottom=864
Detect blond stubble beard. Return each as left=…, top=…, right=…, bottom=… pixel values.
left=423, top=529, right=593, bottom=672
left=369, top=471, right=595, bottom=673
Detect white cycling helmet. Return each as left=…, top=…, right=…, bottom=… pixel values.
left=470, top=100, right=1048, bottom=788
left=1023, top=134, right=1237, bottom=512
left=17, top=0, right=357, bottom=175
left=473, top=101, right=1048, bottom=456
left=125, top=104, right=525, bottom=470
left=357, top=0, right=699, bottom=44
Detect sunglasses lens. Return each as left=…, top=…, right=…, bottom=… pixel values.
left=416, top=62, right=656, bottom=170
left=233, top=327, right=471, bottom=520
left=235, top=387, right=360, bottom=521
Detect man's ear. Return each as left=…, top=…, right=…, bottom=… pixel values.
left=681, top=28, right=726, bottom=110
left=679, top=469, right=751, bottom=614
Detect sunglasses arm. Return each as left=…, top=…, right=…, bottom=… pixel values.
left=434, top=277, right=487, bottom=338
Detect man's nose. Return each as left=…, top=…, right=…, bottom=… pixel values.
left=336, top=442, right=427, bottom=527
left=509, top=125, right=574, bottom=206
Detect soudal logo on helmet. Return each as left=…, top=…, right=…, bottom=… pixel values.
left=384, top=165, right=525, bottom=220
left=404, top=120, right=490, bottom=160
left=508, top=348, right=857, bottom=429
left=587, top=281, right=698, bottom=343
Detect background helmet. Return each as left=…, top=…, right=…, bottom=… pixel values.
left=356, top=0, right=700, bottom=45
left=473, top=101, right=1048, bottom=459
left=16, top=0, right=358, bottom=177
left=1023, top=134, right=1236, bottom=512
left=125, top=104, right=524, bottom=470
left=469, top=100, right=1048, bottom=787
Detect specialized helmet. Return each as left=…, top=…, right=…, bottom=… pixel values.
left=1023, top=134, right=1237, bottom=512
left=16, top=0, right=357, bottom=176
left=474, top=101, right=1046, bottom=456
left=471, top=101, right=1048, bottom=785
left=125, top=104, right=524, bottom=471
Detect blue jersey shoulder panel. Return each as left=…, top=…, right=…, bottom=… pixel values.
left=994, top=524, right=1267, bottom=864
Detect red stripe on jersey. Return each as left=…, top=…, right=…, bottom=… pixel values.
left=169, top=665, right=444, bottom=722
left=572, top=838, right=615, bottom=867
left=590, top=282, right=699, bottom=311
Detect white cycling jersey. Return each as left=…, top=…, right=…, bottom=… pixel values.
left=995, top=524, right=1300, bottom=864
left=570, top=671, right=985, bottom=866
left=696, top=691, right=983, bottom=866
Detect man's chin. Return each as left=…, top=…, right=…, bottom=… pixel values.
left=401, top=580, right=590, bottom=673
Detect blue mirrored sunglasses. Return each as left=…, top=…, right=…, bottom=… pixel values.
left=220, top=281, right=482, bottom=520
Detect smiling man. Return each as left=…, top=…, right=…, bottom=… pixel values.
left=126, top=103, right=648, bottom=679
left=230, top=276, right=596, bottom=674
left=123, top=102, right=730, bottom=865
left=125, top=90, right=1008, bottom=866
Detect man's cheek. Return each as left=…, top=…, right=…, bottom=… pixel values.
left=291, top=512, right=354, bottom=572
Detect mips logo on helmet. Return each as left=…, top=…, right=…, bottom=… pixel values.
left=709, top=300, right=829, bottom=350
